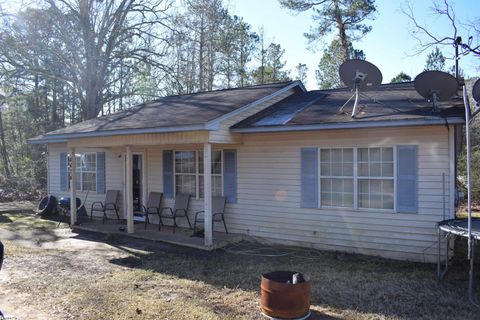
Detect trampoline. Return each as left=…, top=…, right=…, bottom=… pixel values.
left=437, top=218, right=480, bottom=306
left=438, top=219, right=480, bottom=240
left=436, top=83, right=480, bottom=307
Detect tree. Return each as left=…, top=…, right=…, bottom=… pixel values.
left=0, top=0, right=173, bottom=120
left=165, top=3, right=258, bottom=93
left=231, top=17, right=258, bottom=87
left=294, top=63, right=309, bottom=85
left=315, top=38, right=365, bottom=89
left=279, top=0, right=376, bottom=61
left=0, top=95, right=10, bottom=178
left=252, top=42, right=290, bottom=84
left=404, top=0, right=479, bottom=77
left=424, top=47, right=446, bottom=71
left=390, top=72, right=412, bottom=83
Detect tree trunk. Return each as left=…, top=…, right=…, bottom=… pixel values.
left=334, top=0, right=349, bottom=61
left=199, top=14, right=205, bottom=92
left=0, top=110, right=11, bottom=178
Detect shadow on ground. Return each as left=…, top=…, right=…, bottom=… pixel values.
left=67, top=229, right=480, bottom=320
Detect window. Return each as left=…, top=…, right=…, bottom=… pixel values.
left=174, top=150, right=223, bottom=198
left=318, top=147, right=394, bottom=210
left=358, top=147, right=394, bottom=210
left=174, top=151, right=197, bottom=196
left=320, top=148, right=354, bottom=208
left=70, top=153, right=97, bottom=191
left=199, top=150, right=223, bottom=198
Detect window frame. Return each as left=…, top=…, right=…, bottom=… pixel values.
left=357, top=147, right=395, bottom=211
left=173, top=149, right=224, bottom=200
left=318, top=148, right=355, bottom=209
left=317, top=146, right=397, bottom=212
left=69, top=152, right=97, bottom=192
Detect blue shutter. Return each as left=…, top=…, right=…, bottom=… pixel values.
left=60, top=152, right=68, bottom=192
left=96, top=152, right=106, bottom=194
left=301, top=148, right=318, bottom=208
left=163, top=150, right=174, bottom=198
left=397, top=145, right=418, bottom=213
left=223, top=150, right=237, bottom=203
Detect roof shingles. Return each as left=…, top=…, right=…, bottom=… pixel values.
left=40, top=81, right=295, bottom=137
left=233, top=82, right=464, bottom=129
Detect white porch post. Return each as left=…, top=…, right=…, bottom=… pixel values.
left=69, top=147, right=77, bottom=225
left=126, top=145, right=134, bottom=233
left=203, top=143, right=213, bottom=246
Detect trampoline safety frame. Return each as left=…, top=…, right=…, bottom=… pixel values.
left=437, top=86, right=480, bottom=307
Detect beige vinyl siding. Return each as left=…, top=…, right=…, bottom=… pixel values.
left=47, top=124, right=452, bottom=262
left=224, top=125, right=452, bottom=263
left=209, top=89, right=296, bottom=144
left=48, top=143, right=124, bottom=216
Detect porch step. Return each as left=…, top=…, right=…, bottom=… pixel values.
left=72, top=222, right=240, bottom=251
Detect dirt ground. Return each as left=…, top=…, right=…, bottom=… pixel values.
left=0, top=227, right=136, bottom=319
left=1, top=211, right=479, bottom=320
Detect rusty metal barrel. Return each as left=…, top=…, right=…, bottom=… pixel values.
left=260, top=271, right=311, bottom=319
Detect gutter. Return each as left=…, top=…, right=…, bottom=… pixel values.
left=231, top=117, right=465, bottom=133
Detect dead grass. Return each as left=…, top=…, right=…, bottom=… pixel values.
left=0, top=211, right=59, bottom=231
left=455, top=206, right=480, bottom=219
left=1, top=211, right=479, bottom=319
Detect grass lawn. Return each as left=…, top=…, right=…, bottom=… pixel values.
left=0, top=211, right=479, bottom=319
left=455, top=205, right=480, bottom=219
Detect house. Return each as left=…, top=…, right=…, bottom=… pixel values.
left=29, top=80, right=465, bottom=262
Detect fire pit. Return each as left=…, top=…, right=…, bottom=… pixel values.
left=260, top=271, right=311, bottom=319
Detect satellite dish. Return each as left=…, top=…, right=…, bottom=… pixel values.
left=339, top=59, right=383, bottom=91
left=414, top=71, right=458, bottom=112
left=338, top=59, right=383, bottom=118
left=472, top=78, right=480, bottom=104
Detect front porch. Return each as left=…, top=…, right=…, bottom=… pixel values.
left=64, top=131, right=238, bottom=249
left=72, top=219, right=241, bottom=251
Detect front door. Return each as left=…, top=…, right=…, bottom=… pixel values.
left=123, top=152, right=147, bottom=219
left=132, top=154, right=143, bottom=212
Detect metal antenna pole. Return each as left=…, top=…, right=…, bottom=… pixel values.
left=351, top=87, right=360, bottom=118
left=455, top=36, right=462, bottom=80
left=463, top=86, right=472, bottom=260
left=443, top=173, right=446, bottom=221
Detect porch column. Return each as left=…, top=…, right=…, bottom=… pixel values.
left=69, top=147, right=77, bottom=225
left=203, top=143, right=213, bottom=246
left=125, top=145, right=134, bottom=233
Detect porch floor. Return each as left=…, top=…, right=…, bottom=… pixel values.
left=72, top=219, right=241, bottom=251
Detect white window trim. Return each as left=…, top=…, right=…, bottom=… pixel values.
left=173, top=149, right=224, bottom=199
left=317, top=146, right=397, bottom=212
left=69, top=152, right=97, bottom=192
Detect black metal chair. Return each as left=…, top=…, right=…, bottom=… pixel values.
left=194, top=196, right=228, bottom=234
left=159, top=193, right=191, bottom=233
left=137, top=192, right=163, bottom=230
left=91, top=190, right=120, bottom=223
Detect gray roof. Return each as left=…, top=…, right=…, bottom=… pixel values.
left=232, top=82, right=465, bottom=131
left=30, top=81, right=465, bottom=143
left=31, top=81, right=298, bottom=142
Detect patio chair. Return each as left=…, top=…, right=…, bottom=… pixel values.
left=139, top=192, right=163, bottom=230
left=91, top=190, right=120, bottom=223
left=159, top=193, right=191, bottom=233
left=193, top=196, right=228, bottom=234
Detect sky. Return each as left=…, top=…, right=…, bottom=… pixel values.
left=228, top=0, right=479, bottom=89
